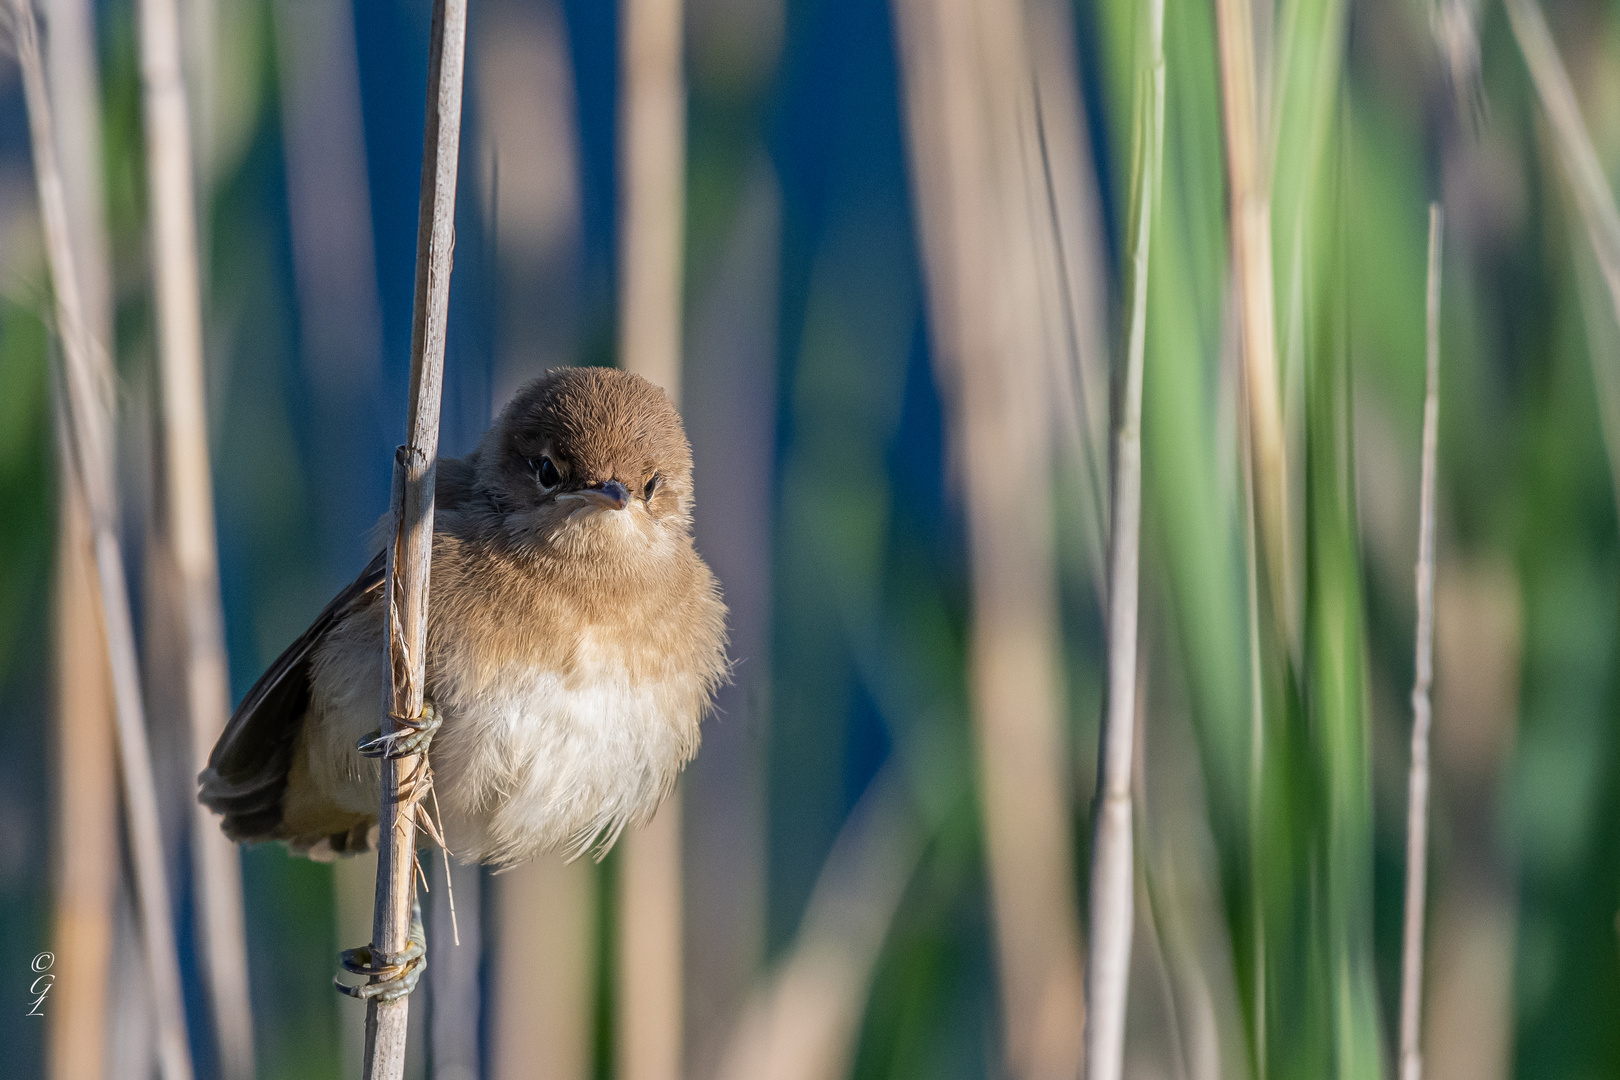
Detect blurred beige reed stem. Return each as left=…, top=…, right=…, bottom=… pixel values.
left=1213, top=0, right=1293, bottom=650
left=1510, top=0, right=1620, bottom=545
left=618, top=0, right=685, bottom=399
left=1399, top=203, right=1443, bottom=1080
left=363, top=0, right=465, bottom=1075
left=712, top=767, right=924, bottom=1080
left=1025, top=0, right=1112, bottom=589
left=136, top=0, right=256, bottom=1070
left=1219, top=0, right=1282, bottom=1058
left=616, top=0, right=688, bottom=1077
left=43, top=0, right=119, bottom=1075
left=1506, top=0, right=1620, bottom=440
left=50, top=442, right=119, bottom=1080
left=10, top=3, right=195, bottom=1078
left=1084, top=0, right=1164, bottom=1072
left=893, top=1, right=1087, bottom=1077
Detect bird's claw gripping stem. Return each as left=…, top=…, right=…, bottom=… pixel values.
left=359, top=701, right=441, bottom=761
left=334, top=899, right=426, bottom=1003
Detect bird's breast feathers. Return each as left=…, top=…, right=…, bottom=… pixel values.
left=430, top=630, right=706, bottom=865
left=295, top=550, right=724, bottom=866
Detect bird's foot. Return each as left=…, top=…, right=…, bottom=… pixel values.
left=334, top=899, right=426, bottom=1003
left=359, top=701, right=442, bottom=761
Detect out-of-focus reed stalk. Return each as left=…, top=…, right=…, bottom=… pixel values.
left=11, top=3, right=194, bottom=1078
left=136, top=0, right=255, bottom=1071
left=272, top=0, right=384, bottom=399
left=43, top=0, right=119, bottom=1075
left=44, top=0, right=111, bottom=335
left=365, top=0, right=466, bottom=1074
left=1507, top=0, right=1620, bottom=472
left=617, top=0, right=688, bottom=1076
left=618, top=0, right=685, bottom=398
left=1085, top=0, right=1164, bottom=1071
left=181, top=0, right=216, bottom=181
left=50, top=462, right=119, bottom=1080
left=1238, top=372, right=1266, bottom=1074
left=712, top=768, right=922, bottom=1080
left=619, top=801, right=684, bottom=1080
left=681, top=160, right=776, bottom=1080
left=893, top=1, right=1087, bottom=1077
left=1214, top=0, right=1292, bottom=650
left=1025, top=0, right=1112, bottom=588
left=1400, top=202, right=1443, bottom=1080
left=430, top=859, right=482, bottom=1080
left=1218, top=0, right=1283, bottom=1063
left=492, top=860, right=597, bottom=1080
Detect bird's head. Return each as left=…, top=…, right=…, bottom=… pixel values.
left=478, top=367, right=695, bottom=559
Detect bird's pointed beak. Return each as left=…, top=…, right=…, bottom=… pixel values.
left=580, top=480, right=630, bottom=511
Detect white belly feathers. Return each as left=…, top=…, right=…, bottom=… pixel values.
left=427, top=634, right=698, bottom=865
left=302, top=596, right=706, bottom=866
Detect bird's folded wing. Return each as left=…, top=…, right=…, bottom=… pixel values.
left=198, top=550, right=386, bottom=840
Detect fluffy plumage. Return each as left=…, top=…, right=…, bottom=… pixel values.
left=199, top=367, right=728, bottom=865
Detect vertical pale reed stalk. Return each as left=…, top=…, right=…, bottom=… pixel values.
left=11, top=4, right=194, bottom=1078
left=45, top=0, right=112, bottom=336
left=711, top=768, right=923, bottom=1080
left=1024, top=0, right=1112, bottom=592
left=364, top=0, right=466, bottom=1075
left=50, top=465, right=119, bottom=1080
left=492, top=861, right=597, bottom=1080
left=430, top=860, right=483, bottom=1080
left=1085, top=0, right=1165, bottom=1071
left=1214, top=0, right=1292, bottom=648
left=1507, top=0, right=1620, bottom=499
left=180, top=0, right=216, bottom=181
left=1218, top=0, right=1282, bottom=1062
left=272, top=0, right=384, bottom=397
left=1399, top=203, right=1443, bottom=1080
left=617, top=0, right=687, bottom=1076
left=893, top=1, right=1087, bottom=1077
left=136, top=0, right=255, bottom=1071
left=43, top=0, right=119, bottom=1075
left=618, top=0, right=686, bottom=397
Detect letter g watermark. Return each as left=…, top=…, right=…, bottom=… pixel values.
left=27, top=953, right=54, bottom=1016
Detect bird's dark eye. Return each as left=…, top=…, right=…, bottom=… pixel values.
left=529, top=456, right=561, bottom=490
left=644, top=474, right=660, bottom=501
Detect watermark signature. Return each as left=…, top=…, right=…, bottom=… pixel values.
left=27, top=952, right=53, bottom=1016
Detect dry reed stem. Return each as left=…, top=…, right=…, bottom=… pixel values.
left=1511, top=0, right=1617, bottom=249
left=618, top=0, right=686, bottom=399
left=1510, top=0, right=1620, bottom=542
left=1506, top=0, right=1620, bottom=458
left=1214, top=0, right=1293, bottom=653
left=43, top=0, right=119, bottom=1074
left=365, top=0, right=465, bottom=1074
left=11, top=3, right=194, bottom=1077
left=619, top=800, right=685, bottom=1080
left=1025, top=0, right=1111, bottom=588
left=616, top=0, right=688, bottom=1076
left=50, top=467, right=119, bottom=1080
left=271, top=0, right=384, bottom=395
left=136, top=0, right=256, bottom=1070
left=492, top=860, right=597, bottom=1080
left=1399, top=203, right=1443, bottom=1080
left=712, top=768, right=923, bottom=1080
left=893, top=1, right=1087, bottom=1076
left=1084, top=0, right=1164, bottom=1074
left=44, top=0, right=111, bottom=335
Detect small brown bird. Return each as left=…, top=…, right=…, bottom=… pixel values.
left=199, top=367, right=727, bottom=993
